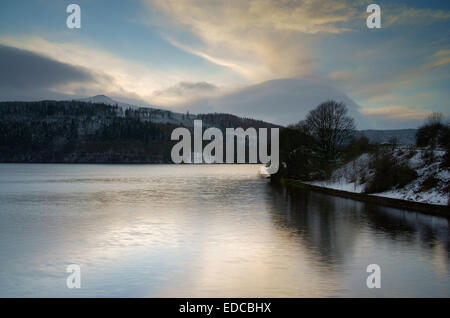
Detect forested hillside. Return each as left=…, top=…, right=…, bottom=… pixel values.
left=0, top=100, right=278, bottom=163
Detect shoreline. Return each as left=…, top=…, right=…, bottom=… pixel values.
left=279, top=178, right=450, bottom=217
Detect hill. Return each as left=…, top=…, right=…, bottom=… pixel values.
left=0, top=99, right=277, bottom=163
left=355, top=129, right=417, bottom=145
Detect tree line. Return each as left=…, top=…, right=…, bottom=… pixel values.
left=0, top=101, right=176, bottom=163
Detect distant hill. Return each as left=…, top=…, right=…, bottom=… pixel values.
left=76, top=95, right=279, bottom=129
left=0, top=98, right=278, bottom=163
left=77, top=94, right=140, bottom=110
left=355, top=129, right=417, bottom=145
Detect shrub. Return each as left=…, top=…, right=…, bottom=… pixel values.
left=441, top=148, right=450, bottom=169
left=343, top=136, right=373, bottom=163
left=405, top=149, right=417, bottom=160
left=421, top=149, right=435, bottom=165
left=419, top=175, right=439, bottom=192
left=438, top=125, right=450, bottom=149
left=275, top=127, right=319, bottom=180
left=396, top=165, right=419, bottom=188
left=365, top=152, right=418, bottom=193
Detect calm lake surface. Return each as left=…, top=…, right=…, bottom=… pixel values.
left=0, top=164, right=449, bottom=297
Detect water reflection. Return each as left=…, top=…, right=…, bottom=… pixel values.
left=0, top=164, right=448, bottom=297
left=266, top=184, right=450, bottom=296
left=267, top=185, right=450, bottom=258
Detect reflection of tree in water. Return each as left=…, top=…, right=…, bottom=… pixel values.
left=363, top=204, right=450, bottom=253
left=265, top=184, right=361, bottom=266
left=265, top=183, right=450, bottom=265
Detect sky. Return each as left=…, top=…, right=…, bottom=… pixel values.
left=0, top=0, right=449, bottom=128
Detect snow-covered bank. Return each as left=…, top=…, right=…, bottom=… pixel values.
left=306, top=149, right=449, bottom=206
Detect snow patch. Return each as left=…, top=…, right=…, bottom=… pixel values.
left=305, top=149, right=449, bottom=206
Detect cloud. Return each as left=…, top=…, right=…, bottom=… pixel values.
left=0, top=36, right=205, bottom=104
left=327, top=70, right=358, bottom=82
left=154, top=81, right=218, bottom=97
left=360, top=105, right=431, bottom=120
left=0, top=44, right=94, bottom=89
left=143, top=0, right=355, bottom=81
left=167, top=39, right=259, bottom=79
left=426, top=50, right=450, bottom=70
left=152, top=81, right=220, bottom=105
left=179, top=77, right=435, bottom=129
left=383, top=6, right=450, bottom=27
left=144, top=0, right=450, bottom=82
left=0, top=44, right=102, bottom=101
left=332, top=47, right=450, bottom=105
left=181, top=78, right=372, bottom=127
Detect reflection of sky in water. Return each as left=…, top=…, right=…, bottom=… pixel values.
left=0, top=164, right=448, bottom=297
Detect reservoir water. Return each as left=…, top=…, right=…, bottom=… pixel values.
left=0, top=164, right=448, bottom=297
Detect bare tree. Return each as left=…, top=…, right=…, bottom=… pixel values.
left=417, top=112, right=448, bottom=149
left=305, top=100, right=355, bottom=163
left=426, top=112, right=443, bottom=126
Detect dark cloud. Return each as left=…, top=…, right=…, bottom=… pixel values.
left=0, top=44, right=96, bottom=101
left=183, top=78, right=428, bottom=129
left=154, top=81, right=218, bottom=97
left=185, top=78, right=373, bottom=128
